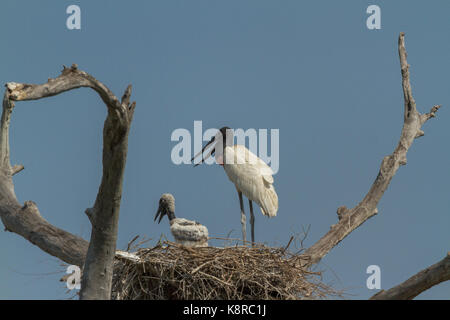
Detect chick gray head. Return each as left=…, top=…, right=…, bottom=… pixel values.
left=154, top=193, right=175, bottom=223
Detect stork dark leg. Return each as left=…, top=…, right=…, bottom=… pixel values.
left=249, top=200, right=255, bottom=245
left=238, top=190, right=246, bottom=242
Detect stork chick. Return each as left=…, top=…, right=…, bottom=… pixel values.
left=154, top=193, right=208, bottom=247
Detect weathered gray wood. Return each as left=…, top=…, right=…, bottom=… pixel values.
left=0, top=64, right=135, bottom=299
left=371, top=253, right=450, bottom=300
left=80, top=79, right=135, bottom=299
left=0, top=198, right=89, bottom=267
left=1, top=86, right=89, bottom=267
left=300, top=33, right=441, bottom=266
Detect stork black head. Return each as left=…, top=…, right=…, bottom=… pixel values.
left=154, top=193, right=175, bottom=223
left=191, top=126, right=233, bottom=166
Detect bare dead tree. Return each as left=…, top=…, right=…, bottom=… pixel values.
left=298, top=32, right=442, bottom=266
left=0, top=64, right=135, bottom=299
left=295, top=32, right=448, bottom=297
left=0, top=33, right=447, bottom=299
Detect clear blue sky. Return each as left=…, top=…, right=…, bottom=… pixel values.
left=0, top=1, right=449, bottom=299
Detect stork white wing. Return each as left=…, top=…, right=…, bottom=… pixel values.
left=223, top=145, right=278, bottom=217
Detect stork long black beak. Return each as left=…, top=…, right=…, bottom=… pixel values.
left=154, top=206, right=166, bottom=224
left=191, top=136, right=216, bottom=167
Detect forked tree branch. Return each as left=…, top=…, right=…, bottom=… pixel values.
left=1, top=79, right=89, bottom=267
left=370, top=253, right=450, bottom=300
left=300, top=32, right=441, bottom=266
left=0, top=64, right=136, bottom=299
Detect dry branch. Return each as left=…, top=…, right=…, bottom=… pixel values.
left=371, top=253, right=450, bottom=300
left=0, top=64, right=136, bottom=299
left=300, top=32, right=441, bottom=266
left=1, top=85, right=89, bottom=267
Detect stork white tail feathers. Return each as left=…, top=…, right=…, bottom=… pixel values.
left=258, top=184, right=278, bottom=217
left=260, top=170, right=278, bottom=217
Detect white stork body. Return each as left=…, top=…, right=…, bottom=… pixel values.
left=169, top=218, right=209, bottom=247
left=192, top=127, right=278, bottom=244
left=222, top=145, right=278, bottom=217
left=155, top=194, right=209, bottom=247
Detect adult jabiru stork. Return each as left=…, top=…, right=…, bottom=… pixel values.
left=154, top=193, right=209, bottom=247
left=191, top=127, right=278, bottom=244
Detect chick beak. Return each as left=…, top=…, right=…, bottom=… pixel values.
left=154, top=206, right=166, bottom=224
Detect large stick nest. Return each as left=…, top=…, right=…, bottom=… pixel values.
left=111, top=240, right=339, bottom=300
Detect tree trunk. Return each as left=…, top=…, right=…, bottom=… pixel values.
left=0, top=65, right=135, bottom=299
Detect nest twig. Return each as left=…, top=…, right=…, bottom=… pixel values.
left=111, top=240, right=340, bottom=300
